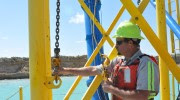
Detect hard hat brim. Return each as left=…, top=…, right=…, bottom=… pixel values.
left=112, top=34, right=144, bottom=39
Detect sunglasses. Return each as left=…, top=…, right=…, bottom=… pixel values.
left=116, top=40, right=124, bottom=45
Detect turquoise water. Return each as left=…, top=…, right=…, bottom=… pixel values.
left=0, top=76, right=179, bottom=100
left=0, top=77, right=88, bottom=100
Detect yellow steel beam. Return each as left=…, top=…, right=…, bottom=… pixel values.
left=84, top=36, right=108, bottom=67
left=82, top=0, right=150, bottom=99
left=82, top=46, right=117, bottom=100
left=156, top=0, right=170, bottom=99
left=78, top=0, right=114, bottom=46
left=175, top=0, right=180, bottom=50
left=29, top=0, right=52, bottom=99
left=78, top=0, right=105, bottom=34
left=120, top=0, right=180, bottom=83
left=64, top=76, right=83, bottom=100
left=106, top=6, right=125, bottom=35
left=77, top=4, right=126, bottom=100
left=65, top=22, right=116, bottom=99
left=106, top=36, right=115, bottom=47
left=129, top=0, right=150, bottom=23
left=138, top=0, right=150, bottom=12
left=107, top=46, right=118, bottom=60
left=175, top=0, right=180, bottom=24
left=65, top=1, right=125, bottom=98
left=168, top=0, right=175, bottom=99
left=82, top=75, right=103, bottom=100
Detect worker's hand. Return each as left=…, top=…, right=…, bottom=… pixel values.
left=104, top=66, right=113, bottom=74
left=53, top=66, right=64, bottom=75
left=102, top=81, right=113, bottom=93
left=107, top=78, right=113, bottom=83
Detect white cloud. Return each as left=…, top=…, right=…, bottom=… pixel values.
left=69, top=13, right=84, bottom=24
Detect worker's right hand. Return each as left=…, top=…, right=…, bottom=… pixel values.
left=104, top=66, right=113, bottom=75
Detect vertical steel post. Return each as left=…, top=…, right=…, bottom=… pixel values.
left=168, top=0, right=175, bottom=99
left=156, top=0, right=170, bottom=99
left=29, top=0, right=52, bottom=99
left=175, top=0, right=180, bottom=51
left=19, top=86, right=23, bottom=100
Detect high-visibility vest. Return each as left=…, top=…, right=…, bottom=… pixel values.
left=111, top=54, right=158, bottom=100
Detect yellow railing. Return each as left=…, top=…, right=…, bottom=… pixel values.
left=19, top=86, right=23, bottom=100
left=6, top=86, right=23, bottom=100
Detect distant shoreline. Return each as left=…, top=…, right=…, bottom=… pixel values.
left=0, top=73, right=29, bottom=80
left=0, top=55, right=87, bottom=80
left=0, top=54, right=180, bottom=80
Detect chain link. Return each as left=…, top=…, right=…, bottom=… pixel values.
left=137, top=0, right=141, bottom=5
left=54, top=0, right=60, bottom=57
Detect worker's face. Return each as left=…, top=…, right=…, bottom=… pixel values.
left=115, top=38, right=130, bottom=55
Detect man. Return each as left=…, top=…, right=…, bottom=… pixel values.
left=55, top=21, right=159, bottom=100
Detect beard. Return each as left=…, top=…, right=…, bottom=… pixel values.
left=117, top=52, right=121, bottom=55
left=116, top=47, right=121, bottom=55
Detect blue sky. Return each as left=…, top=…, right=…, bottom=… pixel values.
left=0, top=0, right=179, bottom=57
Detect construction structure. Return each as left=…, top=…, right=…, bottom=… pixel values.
left=28, top=0, right=180, bottom=100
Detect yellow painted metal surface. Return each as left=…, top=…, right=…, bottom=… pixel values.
left=44, top=76, right=62, bottom=89
left=82, top=75, right=103, bottom=100
left=170, top=31, right=175, bottom=53
left=78, top=0, right=105, bottom=34
left=120, top=0, right=180, bottom=83
left=64, top=76, right=83, bottom=100
left=168, top=0, right=175, bottom=99
left=19, top=86, right=23, bottom=100
left=81, top=46, right=117, bottom=100
left=156, top=0, right=170, bottom=99
left=107, top=6, right=125, bottom=35
left=175, top=0, right=180, bottom=50
left=64, top=37, right=107, bottom=99
left=106, top=36, right=114, bottom=47
left=78, top=0, right=114, bottom=46
left=171, top=73, right=175, bottom=100
left=175, top=0, right=180, bottom=24
left=66, top=0, right=150, bottom=99
left=65, top=0, right=121, bottom=98
left=29, top=0, right=52, bottom=99
left=108, top=46, right=118, bottom=60
left=82, top=0, right=150, bottom=99
left=137, top=0, right=149, bottom=13
left=129, top=0, right=149, bottom=22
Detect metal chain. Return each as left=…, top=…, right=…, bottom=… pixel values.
left=54, top=0, right=60, bottom=57
left=53, top=0, right=61, bottom=84
left=137, top=0, right=141, bottom=5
